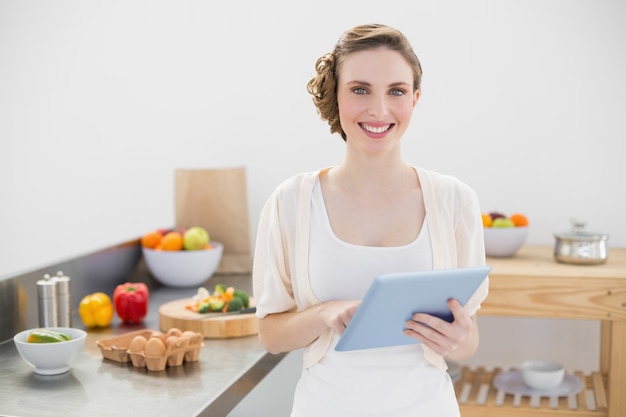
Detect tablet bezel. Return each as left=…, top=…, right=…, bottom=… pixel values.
left=334, top=265, right=491, bottom=352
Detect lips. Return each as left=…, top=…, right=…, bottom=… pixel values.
left=360, top=123, right=393, bottom=134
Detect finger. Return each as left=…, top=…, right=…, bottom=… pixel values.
left=448, top=299, right=473, bottom=331
left=410, top=312, right=447, bottom=332
left=403, top=326, right=448, bottom=356
left=448, top=298, right=465, bottom=321
left=404, top=318, right=447, bottom=346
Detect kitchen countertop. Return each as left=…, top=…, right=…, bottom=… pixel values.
left=0, top=274, right=286, bottom=417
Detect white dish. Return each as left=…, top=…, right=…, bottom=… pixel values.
left=142, top=242, right=223, bottom=288
left=493, top=370, right=584, bottom=397
left=14, top=327, right=87, bottom=375
left=520, top=360, right=564, bottom=389
left=483, top=226, right=528, bottom=257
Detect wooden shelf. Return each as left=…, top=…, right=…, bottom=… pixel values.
left=475, top=246, right=625, bottom=417
left=456, top=366, right=608, bottom=417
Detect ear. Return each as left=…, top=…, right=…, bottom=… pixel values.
left=412, top=90, right=421, bottom=108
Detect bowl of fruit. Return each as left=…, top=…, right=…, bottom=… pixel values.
left=13, top=327, right=87, bottom=375
left=482, top=212, right=529, bottom=258
left=141, top=226, right=224, bottom=288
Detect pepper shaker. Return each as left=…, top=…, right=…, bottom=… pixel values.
left=52, top=271, right=72, bottom=327
left=36, top=274, right=58, bottom=327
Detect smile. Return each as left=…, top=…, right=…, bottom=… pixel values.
left=360, top=123, right=393, bottom=134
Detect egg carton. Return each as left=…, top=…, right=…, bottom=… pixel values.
left=96, top=328, right=203, bottom=372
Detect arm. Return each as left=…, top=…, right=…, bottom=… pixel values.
left=253, top=176, right=361, bottom=354
left=258, top=300, right=360, bottom=355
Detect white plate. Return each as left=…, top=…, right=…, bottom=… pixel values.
left=493, top=370, right=584, bottom=397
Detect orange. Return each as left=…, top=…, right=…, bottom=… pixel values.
left=481, top=213, right=493, bottom=227
left=141, top=231, right=162, bottom=249
left=161, top=231, right=184, bottom=251
left=510, top=213, right=529, bottom=227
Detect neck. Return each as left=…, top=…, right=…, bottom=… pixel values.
left=332, top=155, right=415, bottom=193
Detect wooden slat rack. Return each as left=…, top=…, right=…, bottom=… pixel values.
left=456, top=366, right=608, bottom=416
left=469, top=246, right=626, bottom=417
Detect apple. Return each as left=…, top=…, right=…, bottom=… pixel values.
left=492, top=218, right=515, bottom=228
left=183, top=226, right=210, bottom=250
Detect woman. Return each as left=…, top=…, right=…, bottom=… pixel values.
left=252, top=23, right=489, bottom=416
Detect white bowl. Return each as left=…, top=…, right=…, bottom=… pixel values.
left=483, top=226, right=529, bottom=257
left=14, top=327, right=87, bottom=375
left=142, top=242, right=223, bottom=288
left=520, top=360, right=565, bottom=390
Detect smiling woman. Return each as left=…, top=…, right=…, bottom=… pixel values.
left=253, top=23, right=489, bottom=417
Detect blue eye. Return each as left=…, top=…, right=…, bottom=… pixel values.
left=390, top=89, right=405, bottom=96
left=352, top=87, right=367, bottom=95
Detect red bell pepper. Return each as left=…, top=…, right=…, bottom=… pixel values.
left=113, top=282, right=149, bottom=323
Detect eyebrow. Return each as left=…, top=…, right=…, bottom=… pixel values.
left=345, top=80, right=412, bottom=88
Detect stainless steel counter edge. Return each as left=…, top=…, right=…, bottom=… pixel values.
left=0, top=241, right=287, bottom=417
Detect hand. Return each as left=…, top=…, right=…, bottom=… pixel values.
left=319, top=300, right=360, bottom=335
left=403, top=298, right=474, bottom=357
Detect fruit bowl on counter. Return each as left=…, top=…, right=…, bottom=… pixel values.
left=141, top=226, right=223, bottom=288
left=482, top=212, right=529, bottom=258
left=143, top=243, right=223, bottom=287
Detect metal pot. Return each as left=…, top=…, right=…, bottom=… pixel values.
left=554, top=220, right=609, bottom=265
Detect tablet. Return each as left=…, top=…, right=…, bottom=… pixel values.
left=334, top=265, right=491, bottom=352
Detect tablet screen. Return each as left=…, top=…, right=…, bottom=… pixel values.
left=335, top=266, right=491, bottom=351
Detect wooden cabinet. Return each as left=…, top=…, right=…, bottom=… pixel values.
left=456, top=246, right=626, bottom=417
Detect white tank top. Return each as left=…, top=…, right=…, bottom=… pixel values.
left=309, top=179, right=433, bottom=302
left=292, top=180, right=460, bottom=417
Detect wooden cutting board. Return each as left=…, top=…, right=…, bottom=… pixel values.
left=158, top=298, right=259, bottom=339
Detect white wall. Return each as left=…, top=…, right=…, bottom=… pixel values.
left=1, top=0, right=625, bottom=396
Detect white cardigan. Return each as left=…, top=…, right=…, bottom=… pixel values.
left=252, top=166, right=489, bottom=370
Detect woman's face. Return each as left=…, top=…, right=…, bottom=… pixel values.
left=337, top=48, right=419, bottom=154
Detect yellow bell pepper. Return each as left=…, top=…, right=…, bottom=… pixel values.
left=79, top=292, right=114, bottom=328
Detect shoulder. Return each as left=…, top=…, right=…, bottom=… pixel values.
left=275, top=170, right=319, bottom=192
left=268, top=170, right=320, bottom=202
left=413, top=166, right=477, bottom=200
left=261, top=169, right=322, bottom=214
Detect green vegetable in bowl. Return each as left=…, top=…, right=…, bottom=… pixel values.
left=27, top=329, right=71, bottom=343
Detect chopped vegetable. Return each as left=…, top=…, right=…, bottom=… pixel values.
left=227, top=297, right=244, bottom=312
left=214, top=284, right=226, bottom=295
left=208, top=298, right=225, bottom=312
left=27, top=329, right=71, bottom=343
left=185, top=284, right=250, bottom=314
left=233, top=289, right=250, bottom=308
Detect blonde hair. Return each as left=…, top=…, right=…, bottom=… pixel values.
left=307, top=24, right=423, bottom=141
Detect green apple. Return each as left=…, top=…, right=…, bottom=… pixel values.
left=183, top=226, right=210, bottom=250
left=492, top=218, right=515, bottom=228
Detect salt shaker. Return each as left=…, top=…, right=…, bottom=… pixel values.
left=36, top=274, right=58, bottom=327
left=52, top=271, right=72, bottom=327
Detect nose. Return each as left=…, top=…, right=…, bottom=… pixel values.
left=367, top=95, right=389, bottom=118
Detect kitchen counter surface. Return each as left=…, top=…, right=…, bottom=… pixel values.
left=0, top=274, right=285, bottom=417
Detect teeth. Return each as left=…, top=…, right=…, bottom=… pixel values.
left=362, top=124, right=390, bottom=133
